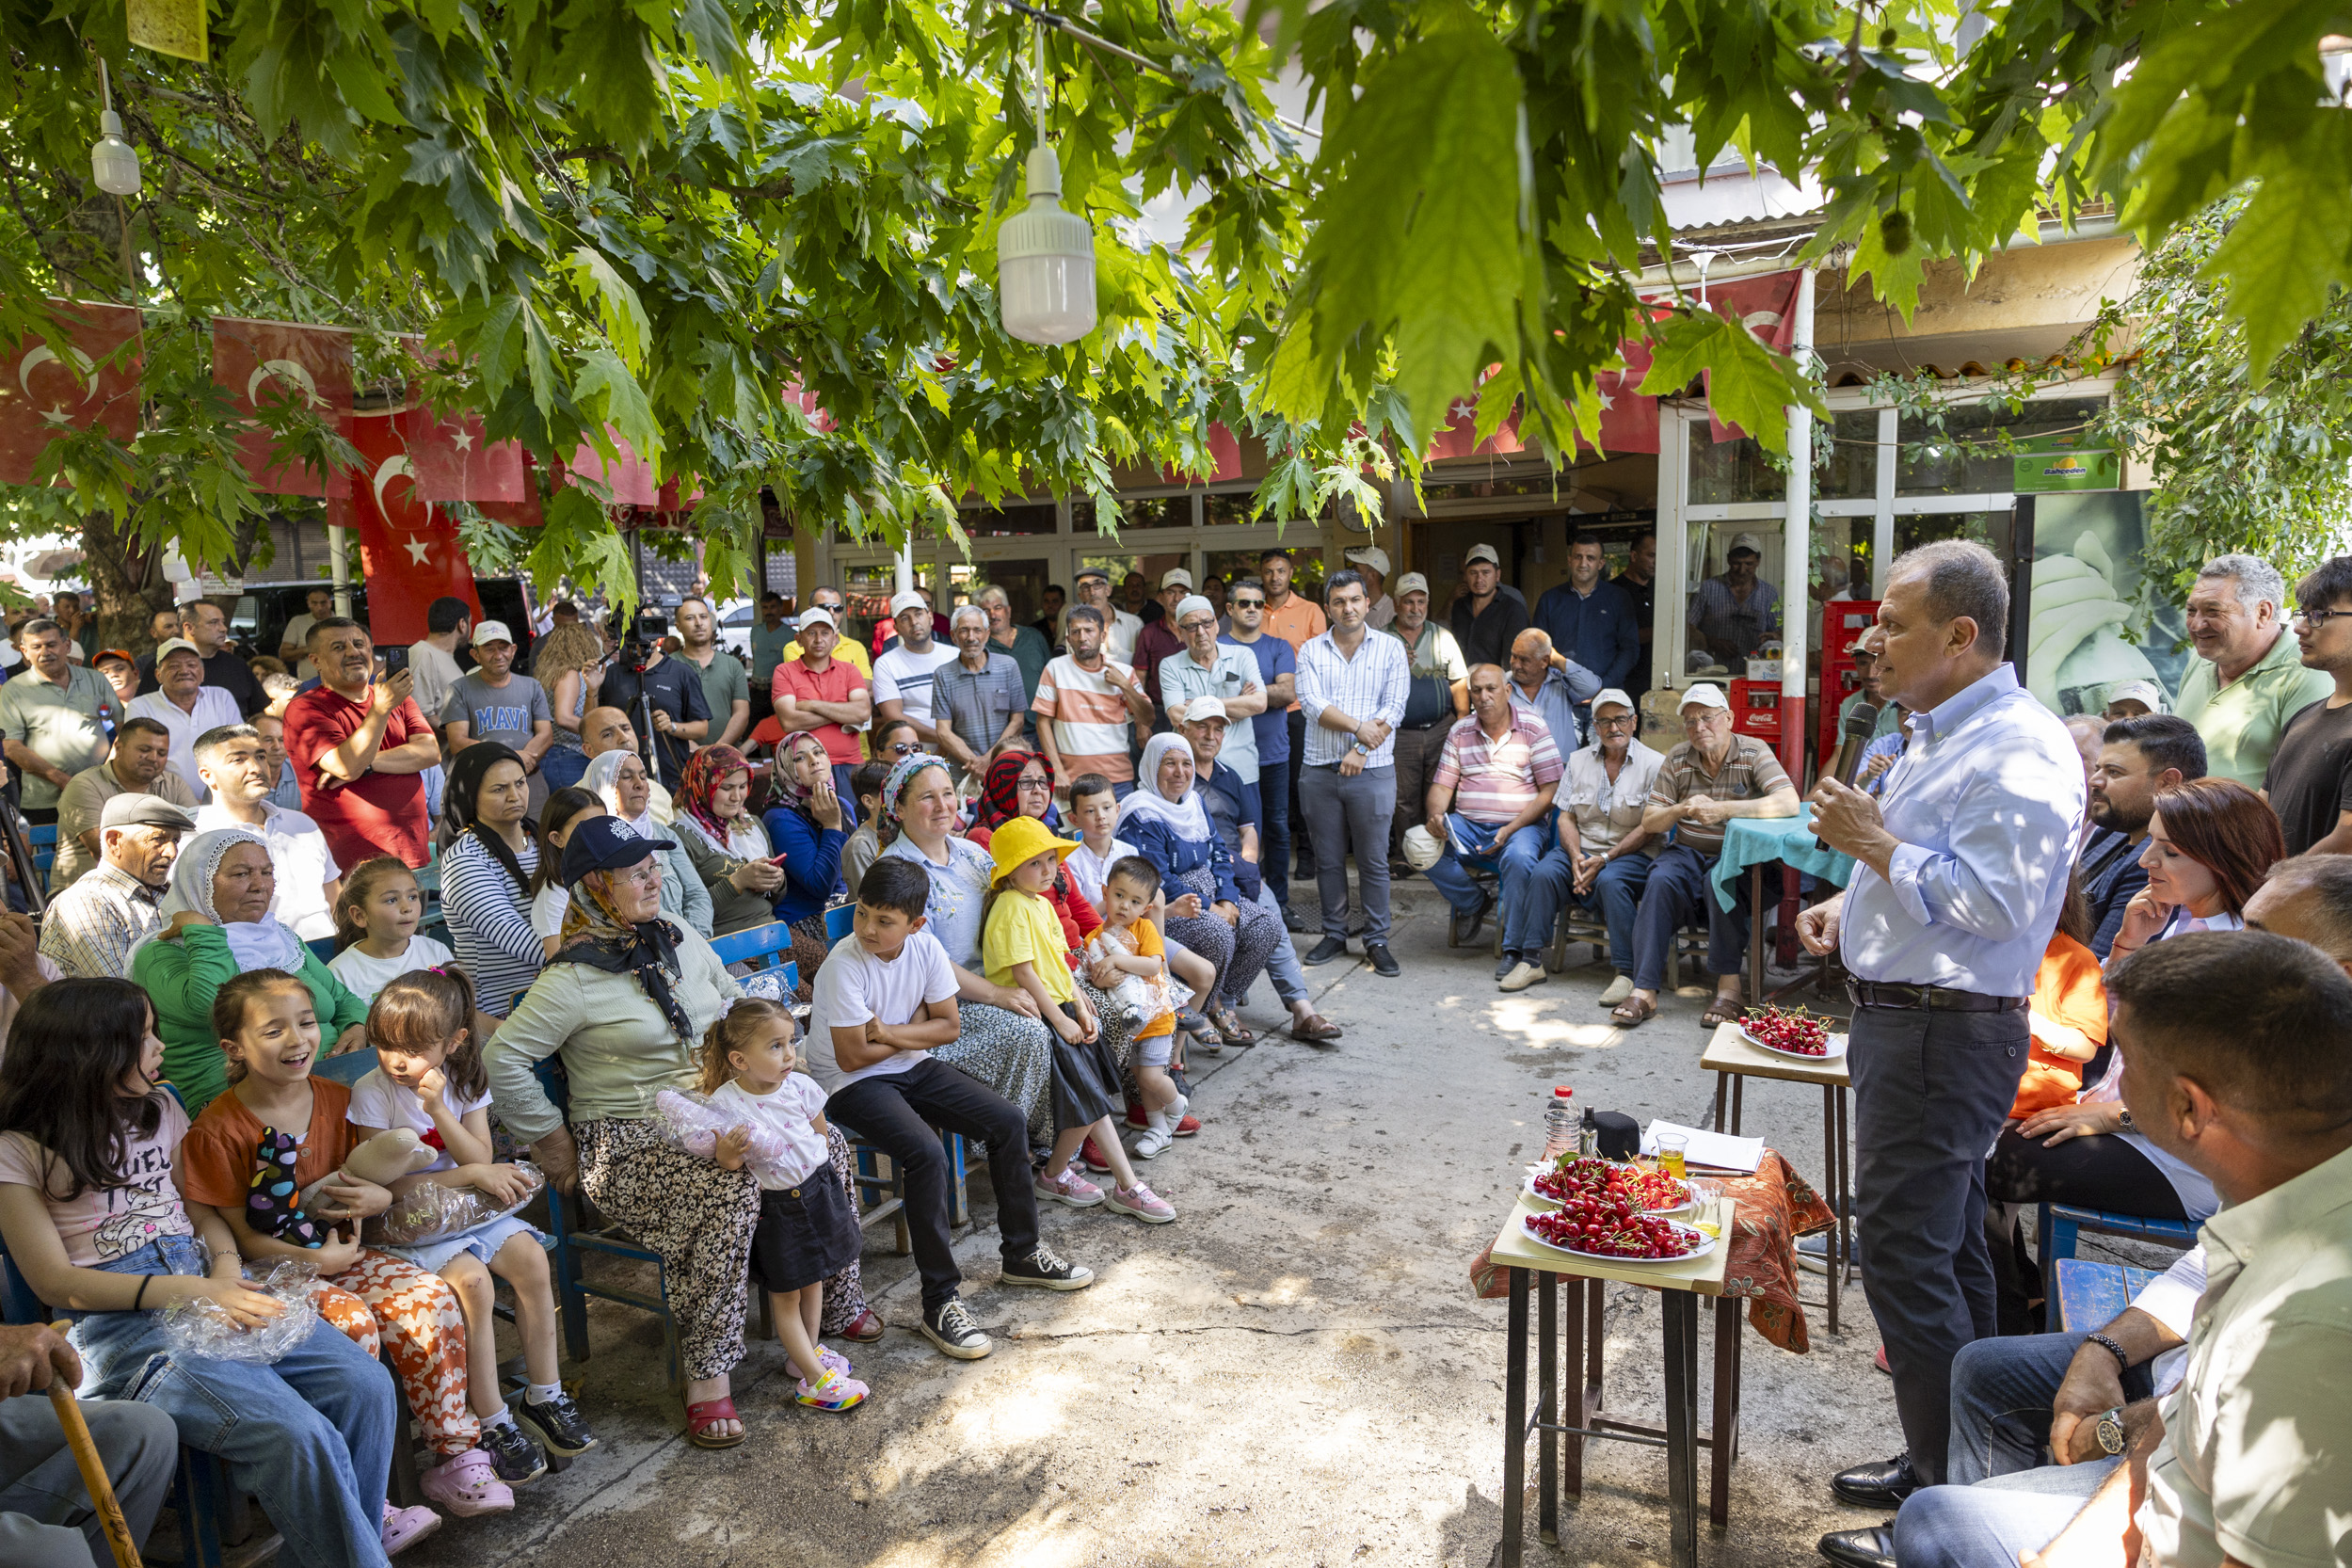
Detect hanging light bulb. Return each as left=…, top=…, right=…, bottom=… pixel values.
left=90, top=58, right=141, bottom=198
left=998, top=24, right=1096, bottom=345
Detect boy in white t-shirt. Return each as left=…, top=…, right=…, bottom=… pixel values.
left=813, top=857, right=1094, bottom=1361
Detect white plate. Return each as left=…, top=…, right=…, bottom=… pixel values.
left=1519, top=1212, right=1717, bottom=1266
left=1739, top=1022, right=1844, bottom=1061
left=1524, top=1168, right=1700, bottom=1218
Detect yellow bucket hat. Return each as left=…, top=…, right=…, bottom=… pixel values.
left=987, top=813, right=1080, bottom=887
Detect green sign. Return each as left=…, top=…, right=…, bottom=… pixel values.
left=2014, top=432, right=2120, bottom=493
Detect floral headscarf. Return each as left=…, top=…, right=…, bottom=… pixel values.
left=769, top=730, right=824, bottom=811
left=878, top=752, right=951, bottom=847
left=975, top=750, right=1054, bottom=833
left=677, top=744, right=751, bottom=847
left=553, top=861, right=694, bottom=1044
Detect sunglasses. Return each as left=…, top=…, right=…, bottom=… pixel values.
left=882, top=741, right=920, bottom=756
left=1230, top=597, right=1265, bottom=609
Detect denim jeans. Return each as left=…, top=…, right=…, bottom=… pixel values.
left=1423, top=813, right=1557, bottom=956
left=540, top=745, right=589, bottom=791
left=67, top=1236, right=396, bottom=1568
left=1946, top=1331, right=2153, bottom=1486
left=1629, top=842, right=1750, bottom=991
left=1256, top=754, right=1292, bottom=911
left=1568, top=853, right=1654, bottom=977
left=1253, top=883, right=1310, bottom=1007
left=1893, top=1460, right=2116, bottom=1568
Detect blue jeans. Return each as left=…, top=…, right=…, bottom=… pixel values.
left=1630, top=842, right=1749, bottom=991
left=1254, top=883, right=1309, bottom=1007
left=1257, top=755, right=1292, bottom=911
left=540, top=745, right=588, bottom=791
left=1893, top=1460, right=2115, bottom=1568
left=1528, top=849, right=1653, bottom=977
left=68, top=1237, right=396, bottom=1568
left=1946, top=1331, right=2154, bottom=1485
left=1424, top=814, right=1556, bottom=956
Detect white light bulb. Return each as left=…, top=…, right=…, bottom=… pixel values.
left=90, top=108, right=140, bottom=198
left=998, top=143, right=1096, bottom=345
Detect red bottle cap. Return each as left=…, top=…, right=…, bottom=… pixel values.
left=1554, top=1087, right=1574, bottom=1098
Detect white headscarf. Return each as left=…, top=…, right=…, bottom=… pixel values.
left=584, top=748, right=659, bottom=840
left=126, top=826, right=309, bottom=973
left=1116, top=731, right=1210, bottom=842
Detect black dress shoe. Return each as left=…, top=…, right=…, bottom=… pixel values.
left=1366, top=942, right=1400, bottom=977
left=1303, top=936, right=1350, bottom=967
left=1816, top=1526, right=1896, bottom=1568
left=1280, top=904, right=1307, bottom=934
left=1832, top=1454, right=1921, bottom=1510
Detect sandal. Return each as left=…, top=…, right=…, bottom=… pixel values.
left=1208, top=1008, right=1256, bottom=1046
left=1610, top=995, right=1658, bottom=1027
left=1700, top=997, right=1747, bottom=1030
left=684, top=1396, right=745, bottom=1449
left=1289, top=1014, right=1343, bottom=1043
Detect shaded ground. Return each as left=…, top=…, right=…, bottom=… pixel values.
left=388, top=876, right=2125, bottom=1567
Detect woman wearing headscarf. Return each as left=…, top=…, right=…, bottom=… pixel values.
left=440, top=740, right=549, bottom=1016
left=131, top=827, right=372, bottom=1112
left=585, top=746, right=714, bottom=938
left=760, top=729, right=851, bottom=995
left=1119, top=732, right=1285, bottom=1047
left=876, top=754, right=1053, bottom=1131
left=673, top=744, right=790, bottom=938
left=485, top=818, right=760, bottom=1449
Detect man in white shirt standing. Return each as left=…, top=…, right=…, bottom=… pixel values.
left=872, top=590, right=958, bottom=751
left=279, top=584, right=335, bottom=670
left=1295, top=568, right=1409, bottom=977
left=1801, top=540, right=2086, bottom=1499
left=126, top=640, right=241, bottom=798
left=407, top=596, right=472, bottom=731
left=192, top=723, right=343, bottom=942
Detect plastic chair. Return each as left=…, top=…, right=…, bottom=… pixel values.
left=312, top=1047, right=379, bottom=1086
left=707, top=920, right=794, bottom=969
left=531, top=1054, right=681, bottom=1384
left=824, top=900, right=855, bottom=944
left=26, top=820, right=56, bottom=880
left=2036, top=1203, right=2200, bottom=1276
left=2051, top=1258, right=2163, bottom=1334
left=306, top=936, right=337, bottom=965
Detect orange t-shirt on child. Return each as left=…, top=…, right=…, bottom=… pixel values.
left=2010, top=933, right=2108, bottom=1119
left=177, top=1076, right=363, bottom=1217
left=1110, top=919, right=1175, bottom=1041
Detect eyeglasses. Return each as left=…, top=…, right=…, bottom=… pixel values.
left=2295, top=608, right=2352, bottom=629
left=1230, top=598, right=1265, bottom=609
left=1595, top=715, right=1637, bottom=729
left=1016, top=776, right=1051, bottom=792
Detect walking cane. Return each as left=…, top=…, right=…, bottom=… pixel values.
left=46, top=1384, right=144, bottom=1568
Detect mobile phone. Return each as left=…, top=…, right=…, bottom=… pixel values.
left=381, top=645, right=409, bottom=675
left=769, top=853, right=790, bottom=866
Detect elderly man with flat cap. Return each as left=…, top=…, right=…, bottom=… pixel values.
left=39, top=792, right=195, bottom=980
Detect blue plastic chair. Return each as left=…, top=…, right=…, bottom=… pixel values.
left=707, top=919, right=794, bottom=969
left=312, top=1047, right=379, bottom=1086
left=2051, top=1258, right=2164, bottom=1333
left=2036, top=1203, right=2200, bottom=1276
left=306, top=936, right=337, bottom=965
left=26, top=820, right=56, bottom=880
left=824, top=900, right=855, bottom=944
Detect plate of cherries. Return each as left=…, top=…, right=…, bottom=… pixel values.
left=1521, top=1203, right=1712, bottom=1264
left=1739, top=1003, right=1839, bottom=1060
left=1525, top=1155, right=1698, bottom=1218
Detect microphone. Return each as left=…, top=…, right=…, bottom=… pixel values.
left=1817, top=702, right=1881, bottom=851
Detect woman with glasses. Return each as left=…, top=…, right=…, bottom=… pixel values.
left=760, top=730, right=852, bottom=996
left=534, top=622, right=608, bottom=792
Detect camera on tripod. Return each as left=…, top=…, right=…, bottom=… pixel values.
left=610, top=606, right=670, bottom=669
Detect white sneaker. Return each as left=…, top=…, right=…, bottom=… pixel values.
left=1501, top=960, right=1547, bottom=992
left=1598, top=974, right=1636, bottom=1007
left=1135, top=1112, right=1174, bottom=1159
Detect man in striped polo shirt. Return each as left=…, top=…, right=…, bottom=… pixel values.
left=1032, top=605, right=1153, bottom=798
left=1424, top=665, right=1566, bottom=992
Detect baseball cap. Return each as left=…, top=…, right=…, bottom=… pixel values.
left=1395, top=572, right=1430, bottom=598
left=1074, top=565, right=1111, bottom=584
left=1345, top=545, right=1391, bottom=576
left=561, top=816, right=677, bottom=888
left=1591, top=687, right=1635, bottom=715
left=1464, top=543, right=1500, bottom=568
left=1679, top=682, right=1731, bottom=712
left=795, top=606, right=838, bottom=632
left=101, top=792, right=196, bottom=833
left=2106, top=680, right=2165, bottom=712
left=1160, top=568, right=1194, bottom=591
left=1728, top=532, right=1764, bottom=557
left=154, top=637, right=202, bottom=664
left=472, top=620, right=515, bottom=648
left=1177, top=696, right=1229, bottom=724
left=1401, top=824, right=1445, bottom=872
left=888, top=589, right=928, bottom=616
left=986, top=814, right=1080, bottom=888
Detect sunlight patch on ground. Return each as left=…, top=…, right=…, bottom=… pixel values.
left=1483, top=996, right=1624, bottom=1050
left=952, top=1370, right=1080, bottom=1445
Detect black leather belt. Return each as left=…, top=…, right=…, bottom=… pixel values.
left=1848, top=981, right=2029, bottom=1014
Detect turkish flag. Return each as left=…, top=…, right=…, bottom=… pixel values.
left=211, top=316, right=353, bottom=496
left=407, top=405, right=529, bottom=504
left=1632, top=271, right=1803, bottom=443
left=567, top=429, right=657, bottom=506
left=1424, top=349, right=1663, bottom=463
left=337, top=409, right=483, bottom=646
left=0, top=300, right=143, bottom=484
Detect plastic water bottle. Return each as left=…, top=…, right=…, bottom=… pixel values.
left=1542, top=1087, right=1578, bottom=1161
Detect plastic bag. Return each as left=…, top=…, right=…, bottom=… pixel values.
left=653, top=1089, right=794, bottom=1185
left=160, top=1258, right=322, bottom=1365
left=1083, top=932, right=1176, bottom=1027
left=369, top=1164, right=545, bottom=1246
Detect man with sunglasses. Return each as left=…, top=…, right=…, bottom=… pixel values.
left=2262, top=554, right=2352, bottom=856
left=1222, top=577, right=1301, bottom=921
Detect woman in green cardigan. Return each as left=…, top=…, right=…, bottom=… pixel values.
left=131, top=827, right=371, bottom=1113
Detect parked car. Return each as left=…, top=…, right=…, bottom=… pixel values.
left=717, top=598, right=755, bottom=659
left=229, top=577, right=540, bottom=673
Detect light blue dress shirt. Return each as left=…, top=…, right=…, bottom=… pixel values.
left=1839, top=663, right=2086, bottom=997
left=1509, top=662, right=1600, bottom=755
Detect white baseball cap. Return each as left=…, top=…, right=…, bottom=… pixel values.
left=795, top=607, right=838, bottom=632
left=154, top=637, right=202, bottom=664
left=888, top=589, right=927, bottom=616
left=1591, top=687, right=1635, bottom=715
left=1464, top=543, right=1500, bottom=567
left=1395, top=572, right=1430, bottom=598
left=2106, top=680, right=2166, bottom=712
left=1401, top=824, right=1445, bottom=872
left=471, top=620, right=515, bottom=647
left=1345, top=545, right=1390, bottom=576
left=1160, top=568, right=1195, bottom=591
left=1178, top=696, right=1229, bottom=724
left=1728, top=532, right=1764, bottom=557
left=1680, top=682, right=1731, bottom=712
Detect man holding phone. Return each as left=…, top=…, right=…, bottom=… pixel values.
left=282, top=617, right=441, bottom=871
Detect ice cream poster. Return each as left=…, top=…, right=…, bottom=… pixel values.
left=2025, top=491, right=2190, bottom=717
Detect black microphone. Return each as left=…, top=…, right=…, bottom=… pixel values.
left=1817, top=701, right=1881, bottom=851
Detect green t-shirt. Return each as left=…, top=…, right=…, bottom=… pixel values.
left=2174, top=630, right=2336, bottom=791
left=690, top=649, right=750, bottom=743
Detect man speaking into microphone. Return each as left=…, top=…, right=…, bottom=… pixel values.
left=1797, top=541, right=2085, bottom=1518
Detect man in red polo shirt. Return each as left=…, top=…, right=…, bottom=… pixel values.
left=770, top=605, right=872, bottom=804
left=282, top=616, right=441, bottom=870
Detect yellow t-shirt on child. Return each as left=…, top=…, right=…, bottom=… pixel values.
left=984, top=888, right=1077, bottom=1004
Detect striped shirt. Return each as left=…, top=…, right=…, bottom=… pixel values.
left=872, top=642, right=958, bottom=728
left=39, top=860, right=163, bottom=980
left=1033, top=655, right=1140, bottom=782
left=1296, top=629, right=1410, bottom=768
left=440, top=833, right=545, bottom=1016
left=1434, top=712, right=1564, bottom=825
left=1644, top=734, right=1793, bottom=855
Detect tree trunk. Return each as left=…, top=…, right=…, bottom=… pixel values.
left=79, top=513, right=175, bottom=653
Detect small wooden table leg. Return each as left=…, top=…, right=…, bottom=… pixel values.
left=1710, top=1294, right=1742, bottom=1527
left=1539, top=1272, right=1559, bottom=1544
left=1712, top=1069, right=1729, bottom=1133
left=1662, top=1290, right=1701, bottom=1568
left=1502, top=1266, right=1528, bottom=1568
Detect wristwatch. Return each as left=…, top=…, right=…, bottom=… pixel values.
left=2095, top=1406, right=2127, bottom=1456
left=2118, top=1107, right=2136, bottom=1132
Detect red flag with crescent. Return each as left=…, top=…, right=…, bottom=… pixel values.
left=0, top=300, right=144, bottom=485
left=335, top=409, right=483, bottom=646
left=210, top=316, right=353, bottom=496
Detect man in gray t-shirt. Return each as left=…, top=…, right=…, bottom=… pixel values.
left=441, top=621, right=553, bottom=775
